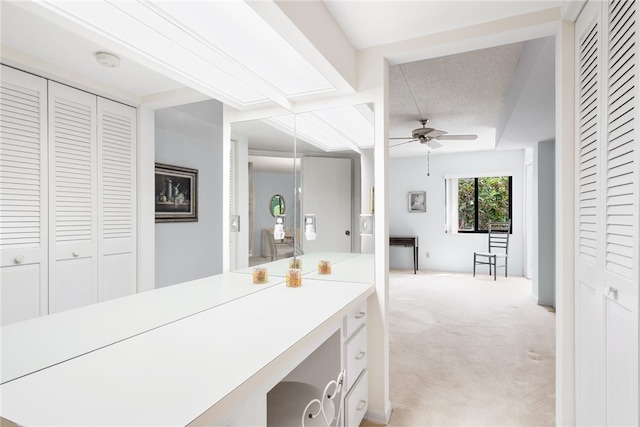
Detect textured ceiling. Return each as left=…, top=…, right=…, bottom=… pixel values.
left=389, top=42, right=524, bottom=155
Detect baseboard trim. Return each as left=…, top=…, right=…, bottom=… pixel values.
left=531, top=293, right=555, bottom=309
left=364, top=400, right=393, bottom=424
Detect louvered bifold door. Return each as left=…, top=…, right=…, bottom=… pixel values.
left=575, top=3, right=606, bottom=424
left=576, top=1, right=639, bottom=425
left=97, top=98, right=136, bottom=302
left=48, top=82, right=98, bottom=314
left=602, top=0, right=638, bottom=425
left=0, top=66, right=48, bottom=325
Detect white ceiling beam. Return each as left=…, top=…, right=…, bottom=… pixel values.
left=357, top=7, right=562, bottom=93
left=248, top=0, right=358, bottom=98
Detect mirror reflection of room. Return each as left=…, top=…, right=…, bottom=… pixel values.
left=230, top=105, right=374, bottom=268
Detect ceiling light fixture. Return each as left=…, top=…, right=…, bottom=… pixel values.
left=96, top=52, right=120, bottom=68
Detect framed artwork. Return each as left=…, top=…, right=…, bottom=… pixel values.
left=408, top=191, right=426, bottom=213
left=155, top=163, right=198, bottom=222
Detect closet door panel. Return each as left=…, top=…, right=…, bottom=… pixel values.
left=102, top=253, right=134, bottom=301
left=576, top=281, right=604, bottom=426
left=602, top=1, right=638, bottom=424
left=575, top=3, right=606, bottom=423
left=576, top=1, right=639, bottom=424
left=48, top=82, right=97, bottom=314
left=1, top=264, right=41, bottom=325
left=604, top=0, right=638, bottom=310
left=604, top=299, right=636, bottom=426
left=50, top=257, right=93, bottom=313
left=0, top=66, right=48, bottom=324
left=97, top=98, right=136, bottom=301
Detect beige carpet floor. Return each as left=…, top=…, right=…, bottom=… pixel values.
left=361, top=270, right=555, bottom=427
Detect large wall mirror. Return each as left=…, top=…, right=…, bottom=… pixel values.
left=230, top=104, right=374, bottom=271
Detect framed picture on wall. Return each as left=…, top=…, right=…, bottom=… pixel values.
left=155, top=163, right=198, bottom=222
left=408, top=191, right=426, bottom=213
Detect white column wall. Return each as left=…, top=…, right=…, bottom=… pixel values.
left=137, top=106, right=155, bottom=293
left=533, top=140, right=556, bottom=306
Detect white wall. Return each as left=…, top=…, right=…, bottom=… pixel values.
left=155, top=100, right=224, bottom=288
left=389, top=149, right=525, bottom=275
left=533, top=140, right=555, bottom=306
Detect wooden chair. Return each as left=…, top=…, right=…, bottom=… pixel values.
left=473, top=220, right=511, bottom=280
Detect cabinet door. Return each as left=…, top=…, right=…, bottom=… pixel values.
left=48, top=82, right=98, bottom=314
left=97, top=98, right=136, bottom=301
left=0, top=66, right=48, bottom=325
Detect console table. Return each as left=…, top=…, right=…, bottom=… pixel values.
left=390, top=235, right=419, bottom=274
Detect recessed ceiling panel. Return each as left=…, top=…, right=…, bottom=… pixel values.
left=151, top=1, right=335, bottom=98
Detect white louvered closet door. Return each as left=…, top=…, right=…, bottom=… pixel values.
left=575, top=1, right=639, bottom=425
left=48, top=82, right=98, bottom=314
left=0, top=66, right=48, bottom=325
left=602, top=1, right=638, bottom=424
left=97, top=98, right=136, bottom=301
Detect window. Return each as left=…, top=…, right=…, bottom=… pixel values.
left=445, top=176, right=512, bottom=233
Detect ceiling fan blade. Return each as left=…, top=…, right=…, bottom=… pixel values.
left=437, top=134, right=478, bottom=141
left=389, top=137, right=414, bottom=140
left=390, top=139, right=418, bottom=147
left=425, top=129, right=447, bottom=138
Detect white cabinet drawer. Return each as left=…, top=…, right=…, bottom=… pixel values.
left=345, top=324, right=367, bottom=391
left=345, top=302, right=366, bottom=338
left=345, top=370, right=368, bottom=427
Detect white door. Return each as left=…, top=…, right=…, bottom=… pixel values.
left=301, top=157, right=352, bottom=253
left=575, top=1, right=638, bottom=425
left=48, top=82, right=98, bottom=314
left=0, top=66, right=49, bottom=325
left=97, top=97, right=136, bottom=301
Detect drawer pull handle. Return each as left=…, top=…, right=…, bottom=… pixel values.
left=355, top=351, right=366, bottom=360
left=15, top=255, right=24, bottom=264
left=356, top=400, right=367, bottom=411
left=605, top=285, right=618, bottom=298
left=72, top=251, right=80, bottom=257
left=355, top=311, right=365, bottom=319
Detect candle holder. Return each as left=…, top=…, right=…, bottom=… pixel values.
left=317, top=260, right=331, bottom=275
left=252, top=267, right=268, bottom=284
left=289, top=258, right=302, bottom=269
left=286, top=268, right=302, bottom=287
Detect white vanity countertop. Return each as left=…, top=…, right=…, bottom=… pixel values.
left=305, top=253, right=375, bottom=283
left=236, top=252, right=358, bottom=277
left=1, top=278, right=374, bottom=426
left=1, top=272, right=283, bottom=384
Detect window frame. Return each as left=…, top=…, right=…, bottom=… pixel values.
left=456, top=176, right=513, bottom=234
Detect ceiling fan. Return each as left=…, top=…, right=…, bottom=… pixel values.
left=389, top=118, right=478, bottom=149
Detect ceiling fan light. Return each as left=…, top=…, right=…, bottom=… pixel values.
left=429, top=140, right=442, bottom=149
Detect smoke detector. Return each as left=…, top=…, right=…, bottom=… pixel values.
left=96, top=52, right=120, bottom=68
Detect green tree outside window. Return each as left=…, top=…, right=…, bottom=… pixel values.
left=458, top=176, right=511, bottom=232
